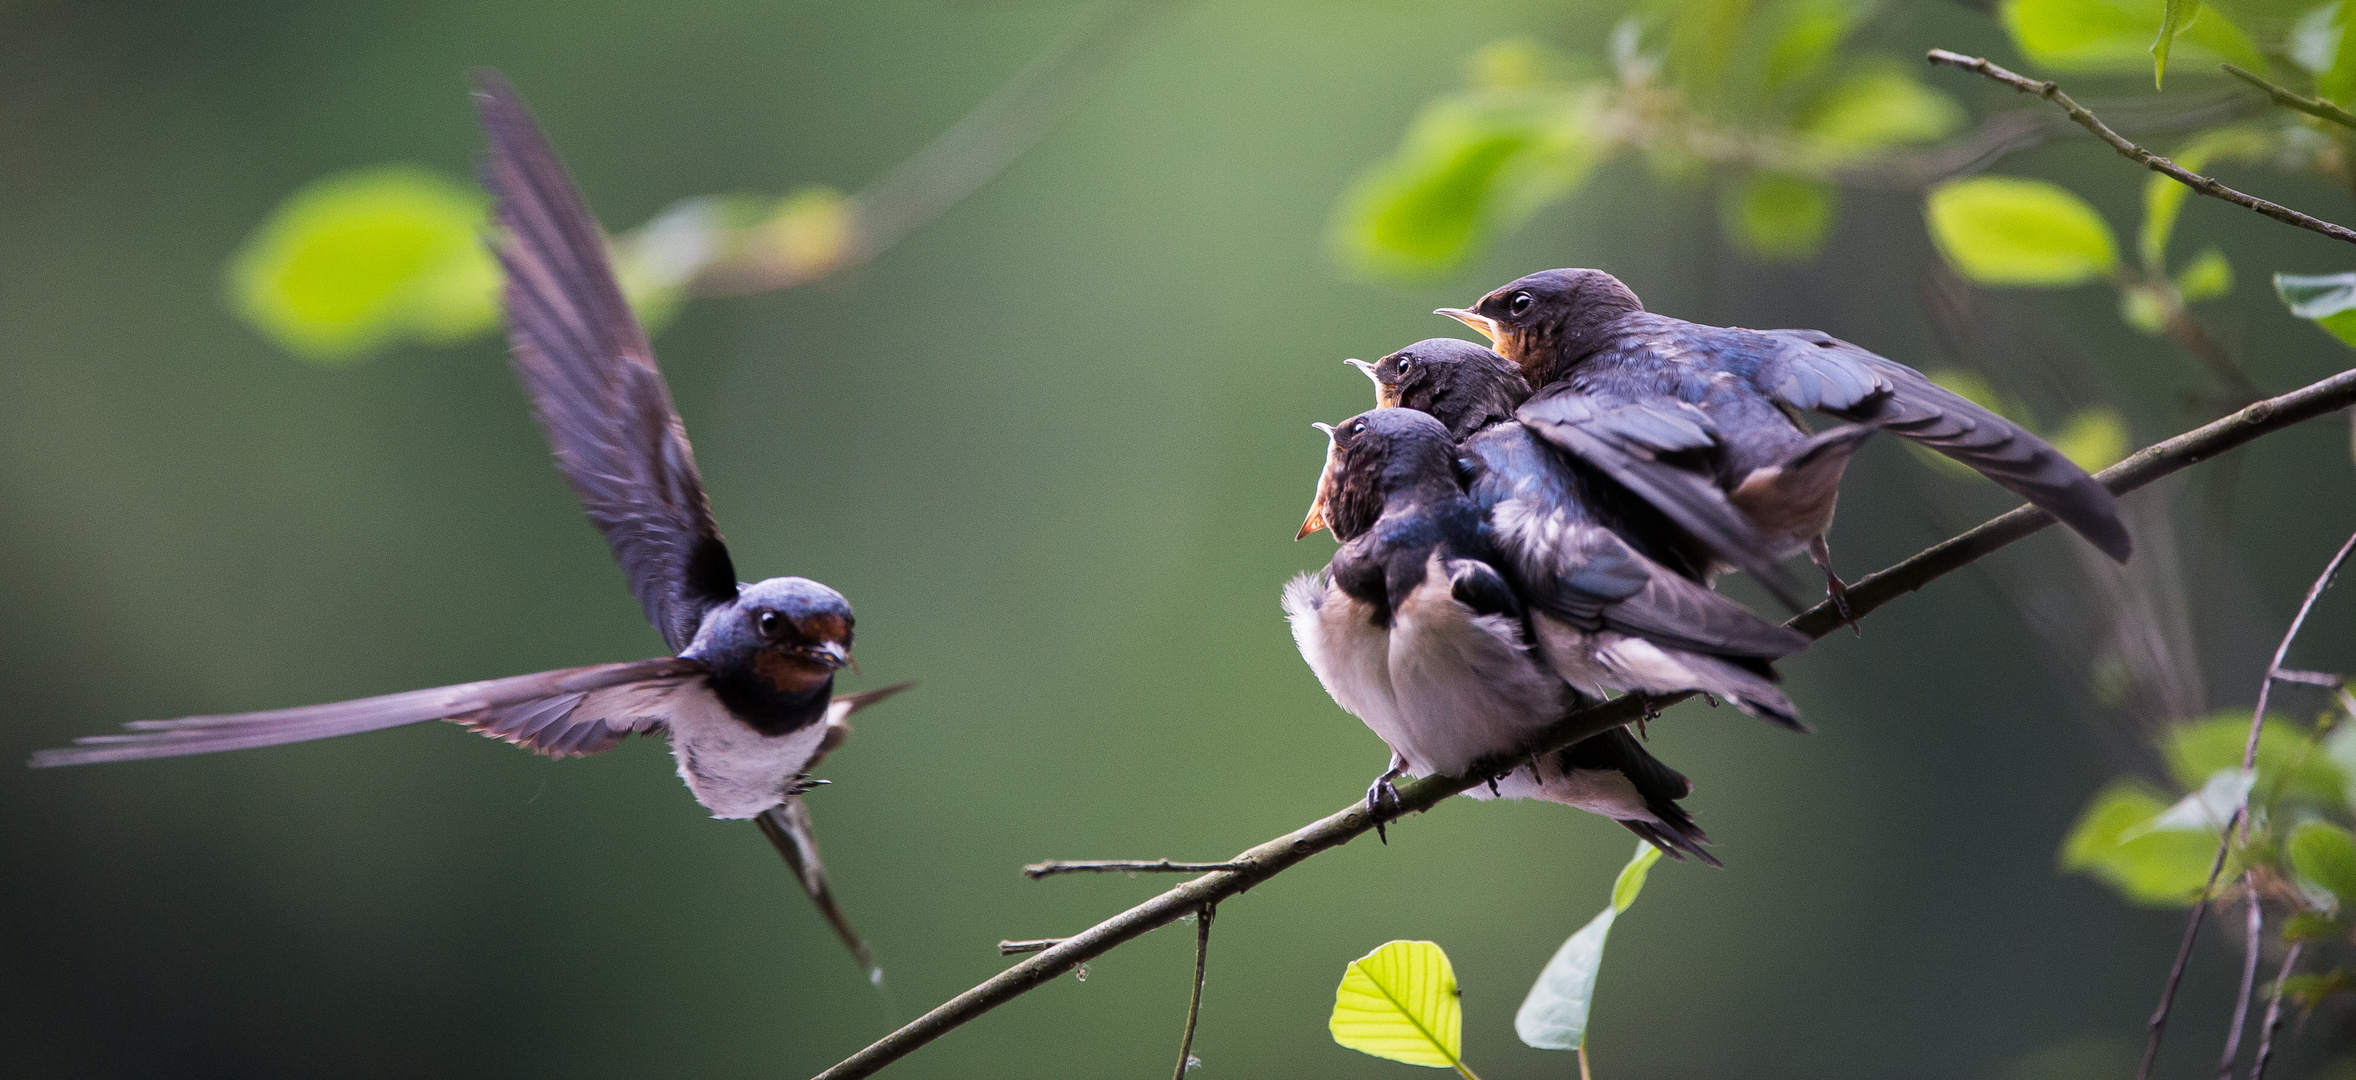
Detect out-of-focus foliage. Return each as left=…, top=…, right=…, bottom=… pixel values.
left=2060, top=778, right=2229, bottom=905
left=1329, top=1, right=1965, bottom=274
left=229, top=167, right=859, bottom=362
left=1330, top=940, right=1476, bottom=1075
left=1514, top=843, right=1662, bottom=1052
left=2000, top=0, right=2263, bottom=81
left=1925, top=176, right=2119, bottom=286
left=226, top=167, right=497, bottom=363
left=2278, top=270, right=2356, bottom=347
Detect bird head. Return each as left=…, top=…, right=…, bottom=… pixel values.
left=1295, top=408, right=1459, bottom=543
left=1369, top=338, right=1532, bottom=441
left=1436, top=268, right=1642, bottom=382
left=690, top=577, right=856, bottom=694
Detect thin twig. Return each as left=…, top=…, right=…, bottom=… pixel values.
left=1833, top=91, right=2256, bottom=190
left=1927, top=50, right=2356, bottom=247
left=2148, top=528, right=2356, bottom=1079
left=2142, top=830, right=2240, bottom=1080
left=1025, top=859, right=1252, bottom=880
left=2251, top=941, right=2305, bottom=1080
left=1171, top=904, right=1213, bottom=1080
left=2223, top=64, right=2356, bottom=131
left=812, top=366, right=2356, bottom=1080
left=2218, top=883, right=2266, bottom=1078
left=997, top=938, right=1065, bottom=957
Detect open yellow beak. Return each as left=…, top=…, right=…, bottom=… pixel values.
left=1343, top=359, right=1400, bottom=409
left=1296, top=423, right=1338, bottom=540
left=1435, top=307, right=1501, bottom=346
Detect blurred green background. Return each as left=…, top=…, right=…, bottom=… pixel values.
left=5, top=1, right=2355, bottom=1077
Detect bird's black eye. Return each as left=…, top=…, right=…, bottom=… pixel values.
left=1352, top=421, right=1366, bottom=433
left=1397, top=358, right=1413, bottom=372
left=1509, top=292, right=1534, bottom=316
left=757, top=610, right=781, bottom=636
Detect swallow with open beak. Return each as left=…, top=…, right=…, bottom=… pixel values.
left=30, top=71, right=908, bottom=976
left=1285, top=408, right=1810, bottom=861
left=1437, top=268, right=2131, bottom=615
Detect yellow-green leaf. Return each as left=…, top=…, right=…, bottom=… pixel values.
left=226, top=166, right=497, bottom=363
left=2001, top=0, right=2266, bottom=75
left=2291, top=821, right=2356, bottom=906
left=1925, top=176, right=2118, bottom=287
left=1329, top=87, right=1607, bottom=278
left=1721, top=174, right=1835, bottom=260
left=2174, top=247, right=2232, bottom=302
left=2051, top=408, right=2133, bottom=471
left=1611, top=842, right=1663, bottom=913
left=1796, top=61, right=1965, bottom=153
left=2060, top=779, right=2229, bottom=906
left=2153, top=0, right=2201, bottom=86
left=1331, top=940, right=1474, bottom=1073
left=2165, top=709, right=2347, bottom=808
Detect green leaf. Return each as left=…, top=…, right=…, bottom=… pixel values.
left=2060, top=780, right=2231, bottom=906
left=2165, top=709, right=2347, bottom=808
left=1925, top=177, right=2119, bottom=287
left=2153, top=0, right=2202, bottom=86
left=2276, top=271, right=2356, bottom=348
left=1331, top=940, right=1475, bottom=1073
left=2289, top=0, right=2346, bottom=74
left=2001, top=0, right=2267, bottom=75
left=1758, top=0, right=1867, bottom=100
left=1516, top=844, right=1661, bottom=1050
left=1720, top=174, right=1836, bottom=260
left=2326, top=3, right=2356, bottom=103
left=1796, top=61, right=1966, bottom=154
left=2119, top=284, right=2171, bottom=335
left=2123, top=768, right=2253, bottom=838
left=2292, top=821, right=2356, bottom=906
left=225, top=166, right=497, bottom=363
left=2174, top=247, right=2233, bottom=301
left=1329, top=87, right=1607, bottom=278
left=2283, top=910, right=2342, bottom=942
left=2051, top=407, right=2135, bottom=471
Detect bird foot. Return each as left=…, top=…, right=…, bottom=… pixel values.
left=1366, top=762, right=1406, bottom=845
left=783, top=774, right=830, bottom=797
left=1824, top=572, right=1859, bottom=635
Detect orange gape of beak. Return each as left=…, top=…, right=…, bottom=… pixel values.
left=1434, top=307, right=1502, bottom=346
left=1295, top=424, right=1339, bottom=540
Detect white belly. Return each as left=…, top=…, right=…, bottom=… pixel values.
left=1386, top=554, right=1566, bottom=777
left=662, top=684, right=830, bottom=820
left=1286, top=559, right=1565, bottom=781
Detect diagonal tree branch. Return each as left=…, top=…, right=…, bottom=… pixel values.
left=812, top=366, right=2356, bottom=1080
left=1926, top=49, right=2356, bottom=247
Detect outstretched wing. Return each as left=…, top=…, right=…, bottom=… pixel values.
left=1759, top=328, right=2131, bottom=562
left=28, top=658, right=707, bottom=767
left=474, top=69, right=740, bottom=653
left=1515, top=387, right=1798, bottom=604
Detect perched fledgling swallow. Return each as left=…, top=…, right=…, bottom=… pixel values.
left=1437, top=268, right=2132, bottom=613
left=30, top=71, right=906, bottom=976
left=1285, top=408, right=1809, bottom=861
left=1343, top=338, right=1781, bottom=596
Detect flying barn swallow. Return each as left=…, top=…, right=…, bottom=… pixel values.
left=30, top=70, right=905, bottom=978
left=1438, top=269, right=2131, bottom=614
left=1286, top=407, right=1810, bottom=861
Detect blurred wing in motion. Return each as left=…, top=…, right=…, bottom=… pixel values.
left=28, top=658, right=707, bottom=767
left=1760, top=328, right=2131, bottom=563
left=474, top=69, right=740, bottom=653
